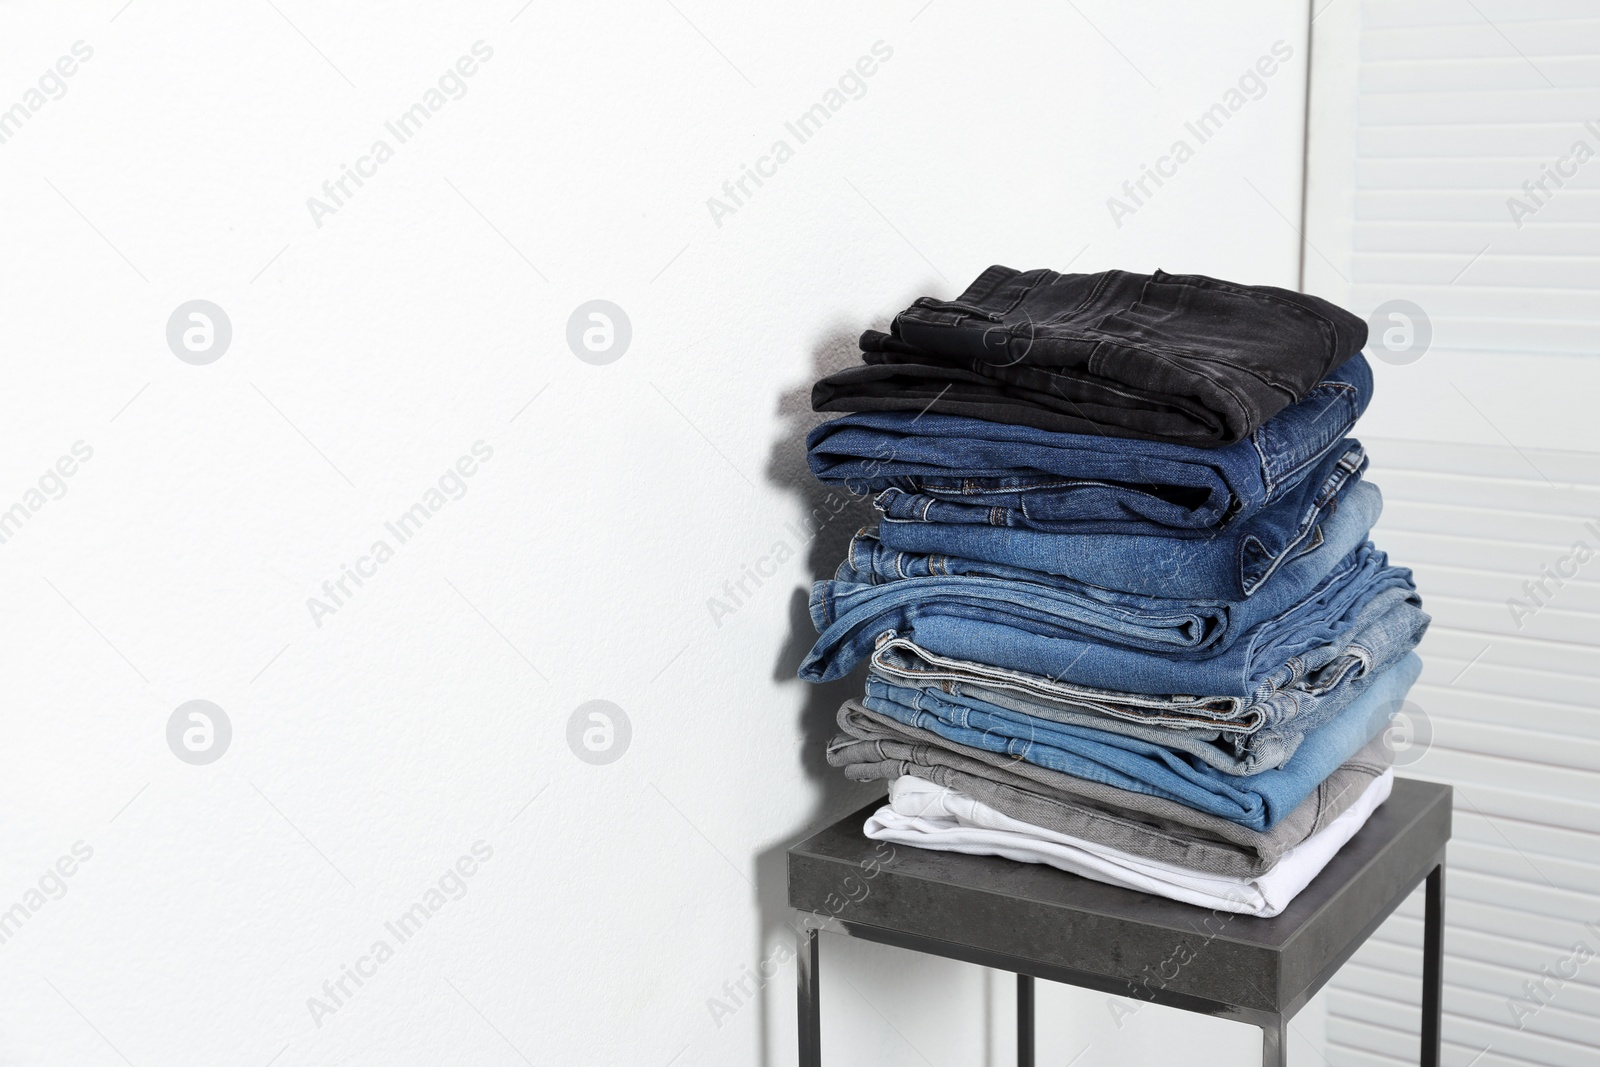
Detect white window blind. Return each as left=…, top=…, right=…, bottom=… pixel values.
left=1306, top=2, right=1600, bottom=1065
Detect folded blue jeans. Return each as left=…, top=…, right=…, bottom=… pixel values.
left=833, top=577, right=1423, bottom=708
left=807, top=355, right=1371, bottom=535
left=800, top=461, right=1418, bottom=689
left=870, top=637, right=1261, bottom=732
left=806, top=530, right=1419, bottom=695
left=867, top=640, right=1381, bottom=776
left=807, top=566, right=1424, bottom=745
left=872, top=444, right=1374, bottom=600
left=836, top=492, right=1389, bottom=661
left=859, top=652, right=1423, bottom=832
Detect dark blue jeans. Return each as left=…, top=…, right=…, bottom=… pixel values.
left=808, top=355, right=1371, bottom=535
left=872, top=445, right=1375, bottom=599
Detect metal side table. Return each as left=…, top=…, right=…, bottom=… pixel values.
left=788, top=777, right=1450, bottom=1067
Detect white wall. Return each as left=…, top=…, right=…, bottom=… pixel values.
left=0, top=2, right=1319, bottom=1064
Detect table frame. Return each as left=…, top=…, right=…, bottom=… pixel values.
left=795, top=854, right=1446, bottom=1066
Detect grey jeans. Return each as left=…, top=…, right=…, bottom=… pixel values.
left=827, top=700, right=1392, bottom=879
left=869, top=640, right=1378, bottom=775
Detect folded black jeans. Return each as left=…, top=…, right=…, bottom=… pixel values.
left=813, top=266, right=1368, bottom=447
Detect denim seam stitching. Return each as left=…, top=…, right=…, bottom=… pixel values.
left=1140, top=273, right=1343, bottom=393
left=1082, top=342, right=1260, bottom=435
left=1253, top=383, right=1360, bottom=495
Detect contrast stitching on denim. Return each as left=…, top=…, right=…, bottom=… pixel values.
left=1238, top=515, right=1326, bottom=597
left=1075, top=278, right=1304, bottom=402
left=921, top=274, right=1335, bottom=438
left=870, top=638, right=1247, bottom=715
left=908, top=267, right=1037, bottom=326
left=1015, top=350, right=1198, bottom=408
left=1078, top=269, right=1118, bottom=316
left=1251, top=385, right=1361, bottom=498
left=1139, top=274, right=1342, bottom=393
left=1238, top=446, right=1362, bottom=594
left=1001, top=268, right=1043, bottom=314
left=1077, top=340, right=1258, bottom=440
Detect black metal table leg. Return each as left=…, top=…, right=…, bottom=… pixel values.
left=1017, top=973, right=1035, bottom=1067
left=1422, top=863, right=1445, bottom=1067
left=1261, top=1014, right=1288, bottom=1067
left=799, top=927, right=821, bottom=1067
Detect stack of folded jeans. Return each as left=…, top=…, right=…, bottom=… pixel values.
left=796, top=265, right=1429, bottom=918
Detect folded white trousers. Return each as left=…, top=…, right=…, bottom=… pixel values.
left=863, top=769, right=1394, bottom=918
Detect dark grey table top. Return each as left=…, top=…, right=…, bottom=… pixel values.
left=788, top=777, right=1452, bottom=1015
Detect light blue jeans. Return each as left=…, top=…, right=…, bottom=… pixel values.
left=801, top=534, right=1425, bottom=700
left=860, top=653, right=1423, bottom=832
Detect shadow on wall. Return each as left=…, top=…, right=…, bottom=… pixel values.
left=743, top=302, right=994, bottom=1066
left=768, top=325, right=878, bottom=795
left=744, top=324, right=880, bottom=1065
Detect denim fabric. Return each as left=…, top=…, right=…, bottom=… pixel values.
left=864, top=665, right=1264, bottom=773
left=865, top=632, right=1393, bottom=776
left=807, top=529, right=1416, bottom=690
left=808, top=357, right=1371, bottom=536
left=801, top=510, right=1423, bottom=695
left=856, top=652, right=1422, bottom=832
left=872, top=457, right=1378, bottom=601
left=811, top=266, right=1368, bottom=447
left=837, top=477, right=1384, bottom=661
left=828, top=700, right=1395, bottom=878
left=843, top=579, right=1423, bottom=713
left=872, top=637, right=1258, bottom=731
left=858, top=580, right=1423, bottom=775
